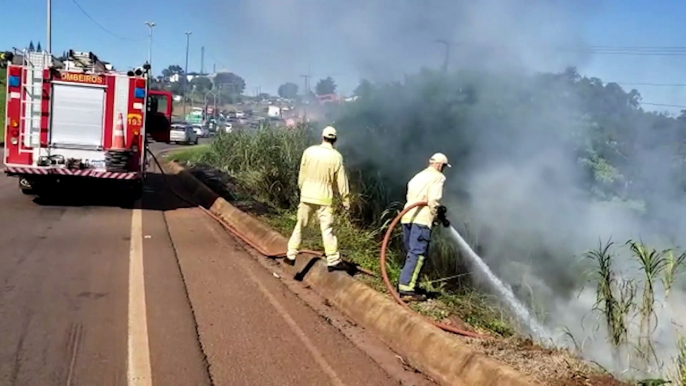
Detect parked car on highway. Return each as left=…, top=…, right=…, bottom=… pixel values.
left=170, top=123, right=199, bottom=145
left=191, top=124, right=209, bottom=138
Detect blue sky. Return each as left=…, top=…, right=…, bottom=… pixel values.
left=2, top=0, right=685, bottom=113
left=577, top=1, right=686, bottom=114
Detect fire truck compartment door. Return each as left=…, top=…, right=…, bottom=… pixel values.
left=51, top=84, right=106, bottom=148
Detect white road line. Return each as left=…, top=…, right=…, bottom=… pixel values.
left=204, top=220, right=345, bottom=386
left=245, top=267, right=346, bottom=386
left=128, top=208, right=153, bottom=386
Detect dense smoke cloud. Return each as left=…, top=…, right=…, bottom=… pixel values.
left=215, top=0, right=685, bottom=378
left=215, top=0, right=587, bottom=91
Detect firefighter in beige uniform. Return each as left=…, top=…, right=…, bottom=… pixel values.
left=398, top=153, right=451, bottom=301
left=286, top=126, right=351, bottom=272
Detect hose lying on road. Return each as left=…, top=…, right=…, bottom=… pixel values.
left=147, top=149, right=377, bottom=277
left=380, top=202, right=486, bottom=339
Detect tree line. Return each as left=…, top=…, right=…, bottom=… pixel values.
left=151, top=65, right=247, bottom=104
left=277, top=77, right=338, bottom=100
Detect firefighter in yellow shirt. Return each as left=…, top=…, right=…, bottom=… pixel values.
left=398, top=153, right=451, bottom=301
left=286, top=126, right=351, bottom=272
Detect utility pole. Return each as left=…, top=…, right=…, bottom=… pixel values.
left=183, top=31, right=192, bottom=117
left=213, top=63, right=216, bottom=73
left=300, top=63, right=312, bottom=123
left=145, top=21, right=156, bottom=66
left=46, top=0, right=52, bottom=54
left=200, top=46, right=205, bottom=74
left=300, top=74, right=311, bottom=94
left=300, top=73, right=311, bottom=123
left=436, top=39, right=451, bottom=73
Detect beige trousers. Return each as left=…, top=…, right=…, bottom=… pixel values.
left=287, top=202, right=341, bottom=266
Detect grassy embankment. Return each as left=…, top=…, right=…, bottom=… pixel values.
left=168, top=127, right=629, bottom=385
left=169, top=127, right=513, bottom=335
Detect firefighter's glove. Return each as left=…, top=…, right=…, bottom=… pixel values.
left=435, top=205, right=450, bottom=228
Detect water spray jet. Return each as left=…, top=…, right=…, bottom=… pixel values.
left=380, top=201, right=549, bottom=339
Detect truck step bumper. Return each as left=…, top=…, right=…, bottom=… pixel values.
left=4, top=166, right=140, bottom=180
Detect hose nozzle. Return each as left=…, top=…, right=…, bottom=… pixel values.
left=435, top=205, right=450, bottom=228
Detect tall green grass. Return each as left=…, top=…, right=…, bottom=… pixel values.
left=585, top=240, right=636, bottom=350
left=586, top=239, right=686, bottom=381
left=628, top=241, right=670, bottom=366
left=677, top=336, right=686, bottom=386
left=663, top=250, right=686, bottom=298
left=198, top=126, right=313, bottom=208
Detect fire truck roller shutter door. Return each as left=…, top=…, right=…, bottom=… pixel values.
left=50, top=84, right=106, bottom=147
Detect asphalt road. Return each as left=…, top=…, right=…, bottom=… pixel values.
left=0, top=143, right=431, bottom=386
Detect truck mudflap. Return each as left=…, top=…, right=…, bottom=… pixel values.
left=4, top=166, right=140, bottom=180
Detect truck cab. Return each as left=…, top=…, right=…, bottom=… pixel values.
left=146, top=90, right=173, bottom=143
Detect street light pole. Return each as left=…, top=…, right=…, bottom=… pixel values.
left=436, top=39, right=451, bottom=73
left=183, top=31, right=192, bottom=117
left=46, top=0, right=52, bottom=54
left=145, top=21, right=156, bottom=66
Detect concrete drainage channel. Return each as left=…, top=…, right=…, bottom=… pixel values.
left=155, top=154, right=535, bottom=386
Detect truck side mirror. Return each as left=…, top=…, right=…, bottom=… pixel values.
left=147, top=96, right=159, bottom=114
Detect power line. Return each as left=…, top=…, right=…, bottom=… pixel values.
left=588, top=45, right=686, bottom=51
left=574, top=50, right=686, bottom=57
left=558, top=46, right=686, bottom=56
left=614, top=82, right=686, bottom=87
left=449, top=41, right=686, bottom=57
left=640, top=102, right=686, bottom=109
left=71, top=0, right=144, bottom=41
left=205, top=51, right=228, bottom=72
left=568, top=45, right=686, bottom=55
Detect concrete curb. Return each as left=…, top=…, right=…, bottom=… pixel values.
left=161, top=160, right=287, bottom=256
left=158, top=158, right=534, bottom=386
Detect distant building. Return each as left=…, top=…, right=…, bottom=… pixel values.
left=168, top=72, right=209, bottom=83
left=316, top=93, right=339, bottom=104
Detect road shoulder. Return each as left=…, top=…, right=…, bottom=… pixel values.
left=141, top=190, right=212, bottom=385
left=163, top=205, right=409, bottom=386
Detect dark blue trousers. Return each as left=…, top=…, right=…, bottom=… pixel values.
left=399, top=223, right=431, bottom=292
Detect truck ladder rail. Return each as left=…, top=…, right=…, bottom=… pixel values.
left=18, top=50, right=50, bottom=154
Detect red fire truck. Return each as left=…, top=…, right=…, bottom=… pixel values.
left=2, top=49, right=172, bottom=197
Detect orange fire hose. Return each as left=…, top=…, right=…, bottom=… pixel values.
left=380, top=201, right=485, bottom=338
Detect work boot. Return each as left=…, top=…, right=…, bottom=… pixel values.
left=327, top=261, right=349, bottom=273
left=282, top=257, right=295, bottom=266
left=399, top=290, right=427, bottom=302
